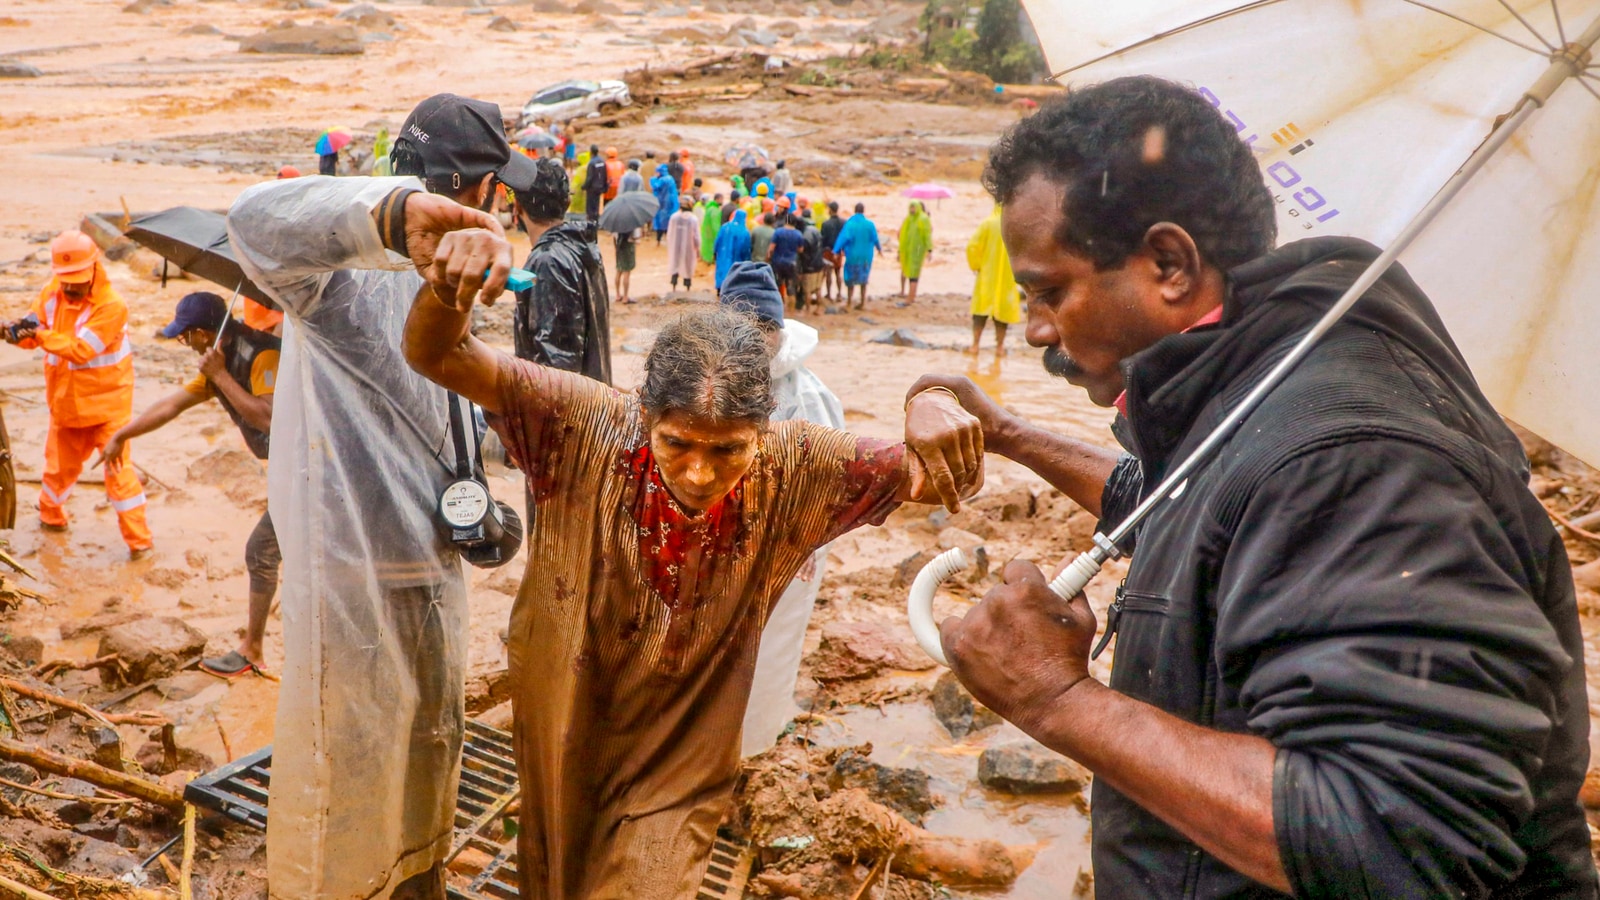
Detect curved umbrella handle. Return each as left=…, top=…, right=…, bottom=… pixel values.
left=907, top=547, right=1109, bottom=666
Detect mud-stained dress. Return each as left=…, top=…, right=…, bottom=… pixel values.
left=492, top=358, right=906, bottom=900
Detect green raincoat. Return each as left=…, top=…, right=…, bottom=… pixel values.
left=898, top=202, right=932, bottom=280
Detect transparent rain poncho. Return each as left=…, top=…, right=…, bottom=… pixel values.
left=229, top=176, right=468, bottom=900
left=742, top=320, right=846, bottom=756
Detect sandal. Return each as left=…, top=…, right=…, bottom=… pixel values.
left=200, top=651, right=260, bottom=679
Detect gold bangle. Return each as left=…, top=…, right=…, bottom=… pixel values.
left=905, top=385, right=959, bottom=411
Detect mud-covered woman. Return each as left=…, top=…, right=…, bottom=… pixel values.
left=401, top=224, right=985, bottom=899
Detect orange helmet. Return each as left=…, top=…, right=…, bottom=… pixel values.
left=278, top=165, right=302, bottom=179
left=605, top=146, right=618, bottom=159
left=678, top=148, right=690, bottom=158
left=51, top=230, right=100, bottom=284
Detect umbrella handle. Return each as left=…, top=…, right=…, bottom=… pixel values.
left=906, top=546, right=1108, bottom=667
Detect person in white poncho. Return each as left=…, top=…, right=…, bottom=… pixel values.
left=717, top=262, right=848, bottom=756
left=228, top=94, right=537, bottom=900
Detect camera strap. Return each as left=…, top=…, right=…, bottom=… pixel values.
left=446, top=392, right=481, bottom=482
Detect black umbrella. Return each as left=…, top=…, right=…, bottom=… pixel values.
left=597, top=191, right=659, bottom=234
left=123, top=207, right=280, bottom=311
left=517, top=131, right=558, bottom=150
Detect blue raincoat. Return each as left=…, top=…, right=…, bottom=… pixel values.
left=650, top=164, right=678, bottom=235
left=832, top=212, right=881, bottom=286
left=714, top=209, right=752, bottom=290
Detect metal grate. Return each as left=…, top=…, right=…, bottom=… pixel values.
left=184, top=718, right=750, bottom=898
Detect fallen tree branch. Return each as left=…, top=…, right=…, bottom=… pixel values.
left=32, top=653, right=122, bottom=683
left=1545, top=502, right=1600, bottom=545
left=0, top=678, right=167, bottom=728
left=0, top=737, right=185, bottom=809
left=0, top=774, right=133, bottom=805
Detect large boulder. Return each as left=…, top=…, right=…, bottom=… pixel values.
left=238, top=23, right=364, bottom=55
left=95, top=617, right=208, bottom=686
left=978, top=740, right=1091, bottom=795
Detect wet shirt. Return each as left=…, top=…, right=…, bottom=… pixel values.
left=492, top=357, right=905, bottom=899
left=183, top=324, right=280, bottom=459
left=769, top=227, right=804, bottom=269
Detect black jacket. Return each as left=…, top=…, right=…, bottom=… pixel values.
left=514, top=223, right=611, bottom=384
left=1094, top=237, right=1595, bottom=899
left=583, top=156, right=608, bottom=197
left=215, top=323, right=279, bottom=460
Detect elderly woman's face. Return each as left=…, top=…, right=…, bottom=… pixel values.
left=649, top=409, right=760, bottom=514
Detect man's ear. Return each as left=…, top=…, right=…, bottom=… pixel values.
left=1143, top=222, right=1203, bottom=304
left=473, top=173, right=496, bottom=212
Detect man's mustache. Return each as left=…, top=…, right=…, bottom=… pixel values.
left=1042, top=346, right=1085, bottom=379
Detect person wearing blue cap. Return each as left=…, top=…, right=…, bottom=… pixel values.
left=718, top=262, right=850, bottom=756
left=99, top=291, right=282, bottom=679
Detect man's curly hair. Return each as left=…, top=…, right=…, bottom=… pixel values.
left=983, top=75, right=1276, bottom=272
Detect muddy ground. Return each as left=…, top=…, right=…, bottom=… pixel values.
left=1, top=0, right=1598, bottom=897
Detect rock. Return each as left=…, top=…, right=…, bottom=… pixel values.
left=238, top=23, right=365, bottom=55
left=769, top=19, right=800, bottom=37
left=115, top=825, right=141, bottom=850
left=937, top=526, right=985, bottom=552
left=95, top=618, right=208, bottom=686
left=930, top=670, right=1003, bottom=738
left=573, top=0, right=623, bottom=13
left=88, top=727, right=124, bottom=772
left=143, top=567, right=193, bottom=589
left=73, top=820, right=120, bottom=842
left=464, top=667, right=512, bottom=714
left=59, top=604, right=141, bottom=641
left=487, top=15, right=518, bottom=31
left=0, top=61, right=42, bottom=78
left=940, top=507, right=997, bottom=539
left=362, top=31, right=394, bottom=42
left=476, top=699, right=514, bottom=731
left=529, top=0, right=568, bottom=9
left=422, top=0, right=482, bottom=5
left=648, top=4, right=688, bottom=15
left=738, top=28, right=779, bottom=46
left=186, top=447, right=261, bottom=487
left=134, top=740, right=211, bottom=777
left=868, top=328, right=931, bottom=349
left=892, top=549, right=935, bottom=589
left=828, top=747, right=935, bottom=824
left=334, top=2, right=395, bottom=29
left=121, top=0, right=172, bottom=12
left=181, top=23, right=222, bottom=35
left=0, top=762, right=39, bottom=802
left=62, top=837, right=141, bottom=879
left=806, top=620, right=935, bottom=681
left=0, top=633, right=43, bottom=666
left=978, top=740, right=1091, bottom=795
left=658, top=24, right=721, bottom=43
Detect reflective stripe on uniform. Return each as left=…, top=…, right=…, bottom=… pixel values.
left=110, top=492, right=147, bottom=512
left=67, top=341, right=131, bottom=371
left=43, top=353, right=59, bottom=367
left=77, top=328, right=106, bottom=354
left=39, top=483, right=72, bottom=504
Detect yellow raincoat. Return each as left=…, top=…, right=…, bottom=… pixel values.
left=966, top=206, right=1020, bottom=324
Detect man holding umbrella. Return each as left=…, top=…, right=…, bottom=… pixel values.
left=3, top=230, right=150, bottom=558
left=916, top=77, right=1595, bottom=897
left=96, top=292, right=281, bottom=678
left=227, top=93, right=538, bottom=900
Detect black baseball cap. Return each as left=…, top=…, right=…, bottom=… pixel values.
left=393, top=93, right=538, bottom=194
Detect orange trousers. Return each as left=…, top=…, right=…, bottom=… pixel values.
left=40, top=419, right=151, bottom=551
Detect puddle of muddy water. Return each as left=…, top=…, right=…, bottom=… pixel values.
left=808, top=689, right=1093, bottom=899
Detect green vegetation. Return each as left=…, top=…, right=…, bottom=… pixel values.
left=920, top=0, right=1048, bottom=84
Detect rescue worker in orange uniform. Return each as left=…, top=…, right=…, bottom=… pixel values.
left=2, top=230, right=151, bottom=558
left=602, top=146, right=623, bottom=203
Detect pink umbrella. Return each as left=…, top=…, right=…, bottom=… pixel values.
left=900, top=183, right=955, bottom=200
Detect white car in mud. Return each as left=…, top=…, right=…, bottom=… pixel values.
left=518, top=79, right=631, bottom=126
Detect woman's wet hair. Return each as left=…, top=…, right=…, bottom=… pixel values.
left=641, top=308, right=774, bottom=425
left=983, top=75, right=1276, bottom=272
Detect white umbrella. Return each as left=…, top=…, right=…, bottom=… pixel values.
left=907, top=0, right=1600, bottom=664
